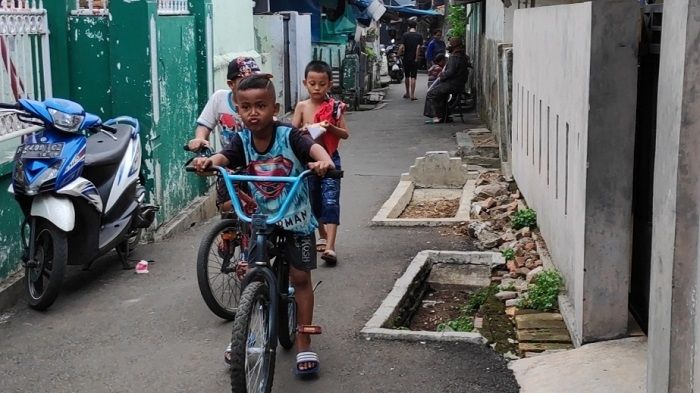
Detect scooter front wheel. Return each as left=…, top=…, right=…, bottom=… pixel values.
left=25, top=218, right=67, bottom=311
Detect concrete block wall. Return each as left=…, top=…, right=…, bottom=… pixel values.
left=511, top=1, right=638, bottom=344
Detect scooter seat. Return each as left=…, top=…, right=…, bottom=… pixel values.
left=85, top=124, right=133, bottom=167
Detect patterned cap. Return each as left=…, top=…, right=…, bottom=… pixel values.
left=227, top=57, right=270, bottom=80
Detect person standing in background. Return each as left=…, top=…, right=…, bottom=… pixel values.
left=399, top=19, right=423, bottom=101
left=425, top=29, right=446, bottom=66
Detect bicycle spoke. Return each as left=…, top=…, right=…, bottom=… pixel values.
left=246, top=300, right=268, bottom=392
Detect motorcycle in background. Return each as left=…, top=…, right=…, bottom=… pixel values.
left=386, top=38, right=404, bottom=84
left=3, top=98, right=158, bottom=310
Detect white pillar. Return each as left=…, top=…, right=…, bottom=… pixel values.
left=648, top=1, right=700, bottom=391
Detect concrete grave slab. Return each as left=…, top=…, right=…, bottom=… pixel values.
left=361, top=250, right=505, bottom=344
left=371, top=180, right=475, bottom=226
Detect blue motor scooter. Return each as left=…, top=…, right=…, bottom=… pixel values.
left=2, top=98, right=158, bottom=310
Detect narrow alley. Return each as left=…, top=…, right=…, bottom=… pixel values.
left=0, top=77, right=519, bottom=393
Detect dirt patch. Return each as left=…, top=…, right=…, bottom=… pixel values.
left=399, top=198, right=460, bottom=219
left=408, top=285, right=473, bottom=331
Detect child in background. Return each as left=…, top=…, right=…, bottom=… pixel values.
left=292, top=60, right=349, bottom=265
left=188, top=57, right=265, bottom=213
left=427, top=53, right=447, bottom=88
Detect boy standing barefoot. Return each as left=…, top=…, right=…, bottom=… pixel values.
left=292, top=60, right=349, bottom=265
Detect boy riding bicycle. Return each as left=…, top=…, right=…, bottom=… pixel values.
left=193, top=74, right=334, bottom=377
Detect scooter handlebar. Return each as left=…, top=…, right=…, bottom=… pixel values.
left=0, top=102, right=19, bottom=110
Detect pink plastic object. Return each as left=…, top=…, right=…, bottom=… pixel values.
left=135, top=260, right=149, bottom=274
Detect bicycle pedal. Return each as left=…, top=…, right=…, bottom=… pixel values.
left=297, top=325, right=322, bottom=335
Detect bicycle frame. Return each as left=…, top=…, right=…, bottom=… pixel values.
left=214, top=166, right=317, bottom=347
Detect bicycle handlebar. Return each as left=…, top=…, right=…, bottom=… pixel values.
left=185, top=165, right=343, bottom=225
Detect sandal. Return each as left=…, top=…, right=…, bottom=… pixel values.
left=224, top=342, right=232, bottom=366
left=321, top=250, right=337, bottom=265
left=402, top=94, right=410, bottom=99
left=316, top=238, right=327, bottom=253
left=294, top=351, right=320, bottom=378
left=424, top=119, right=443, bottom=124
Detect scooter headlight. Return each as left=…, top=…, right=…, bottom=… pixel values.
left=48, top=108, right=84, bottom=133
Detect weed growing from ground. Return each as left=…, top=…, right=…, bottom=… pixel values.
left=465, top=285, right=498, bottom=314
left=512, top=208, right=537, bottom=229
left=519, top=270, right=563, bottom=311
left=437, top=314, right=474, bottom=332
left=501, top=248, right=515, bottom=261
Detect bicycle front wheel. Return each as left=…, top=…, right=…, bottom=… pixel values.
left=196, top=219, right=245, bottom=320
left=278, top=285, right=296, bottom=350
left=230, top=282, right=276, bottom=393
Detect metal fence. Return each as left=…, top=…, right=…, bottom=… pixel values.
left=0, top=0, right=50, bottom=142
left=158, top=0, right=189, bottom=15
left=72, top=0, right=109, bottom=16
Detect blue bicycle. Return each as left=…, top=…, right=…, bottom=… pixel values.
left=187, top=164, right=341, bottom=393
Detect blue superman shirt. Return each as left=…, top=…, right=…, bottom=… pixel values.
left=221, top=123, right=317, bottom=235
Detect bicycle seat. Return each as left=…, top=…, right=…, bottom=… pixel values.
left=85, top=123, right=133, bottom=167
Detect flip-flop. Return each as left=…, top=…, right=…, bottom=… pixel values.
left=402, top=94, right=410, bottom=99
left=294, top=351, right=320, bottom=378
left=316, top=238, right=327, bottom=253
left=321, top=250, right=337, bottom=265
left=224, top=342, right=232, bottom=366
left=424, top=119, right=443, bottom=124
left=411, top=97, right=418, bottom=101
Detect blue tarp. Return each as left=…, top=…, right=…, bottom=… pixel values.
left=384, top=5, right=440, bottom=16
left=386, top=0, right=415, bottom=5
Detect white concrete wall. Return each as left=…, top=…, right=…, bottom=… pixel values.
left=254, top=14, right=286, bottom=109
left=485, top=0, right=505, bottom=42
left=211, top=0, right=260, bottom=90
left=512, top=1, right=638, bottom=344
left=513, top=2, right=592, bottom=344
left=648, top=0, right=700, bottom=391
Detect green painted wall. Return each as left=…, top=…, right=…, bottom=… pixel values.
left=0, top=1, right=219, bottom=281
left=152, top=16, right=205, bottom=221
left=0, top=164, right=24, bottom=280
left=68, top=16, right=112, bottom=118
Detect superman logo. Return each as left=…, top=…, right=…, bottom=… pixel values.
left=247, top=156, right=293, bottom=199
left=219, top=113, right=241, bottom=131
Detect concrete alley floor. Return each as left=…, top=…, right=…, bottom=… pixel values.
left=0, top=76, right=519, bottom=393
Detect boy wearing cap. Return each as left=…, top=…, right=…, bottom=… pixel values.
left=188, top=57, right=266, bottom=211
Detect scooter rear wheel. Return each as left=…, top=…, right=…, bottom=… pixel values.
left=25, top=218, right=67, bottom=311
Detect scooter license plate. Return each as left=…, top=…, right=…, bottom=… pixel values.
left=18, top=143, right=64, bottom=159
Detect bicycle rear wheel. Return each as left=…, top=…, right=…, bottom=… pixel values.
left=230, top=282, right=276, bottom=393
left=196, top=219, right=246, bottom=320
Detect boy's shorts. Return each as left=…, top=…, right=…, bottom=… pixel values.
left=309, top=151, right=341, bottom=225
left=248, top=231, right=317, bottom=272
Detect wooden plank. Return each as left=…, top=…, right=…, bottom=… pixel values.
left=515, top=313, right=564, bottom=324
left=516, top=316, right=567, bottom=330
left=517, top=328, right=572, bottom=343
left=519, top=342, right=574, bottom=353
